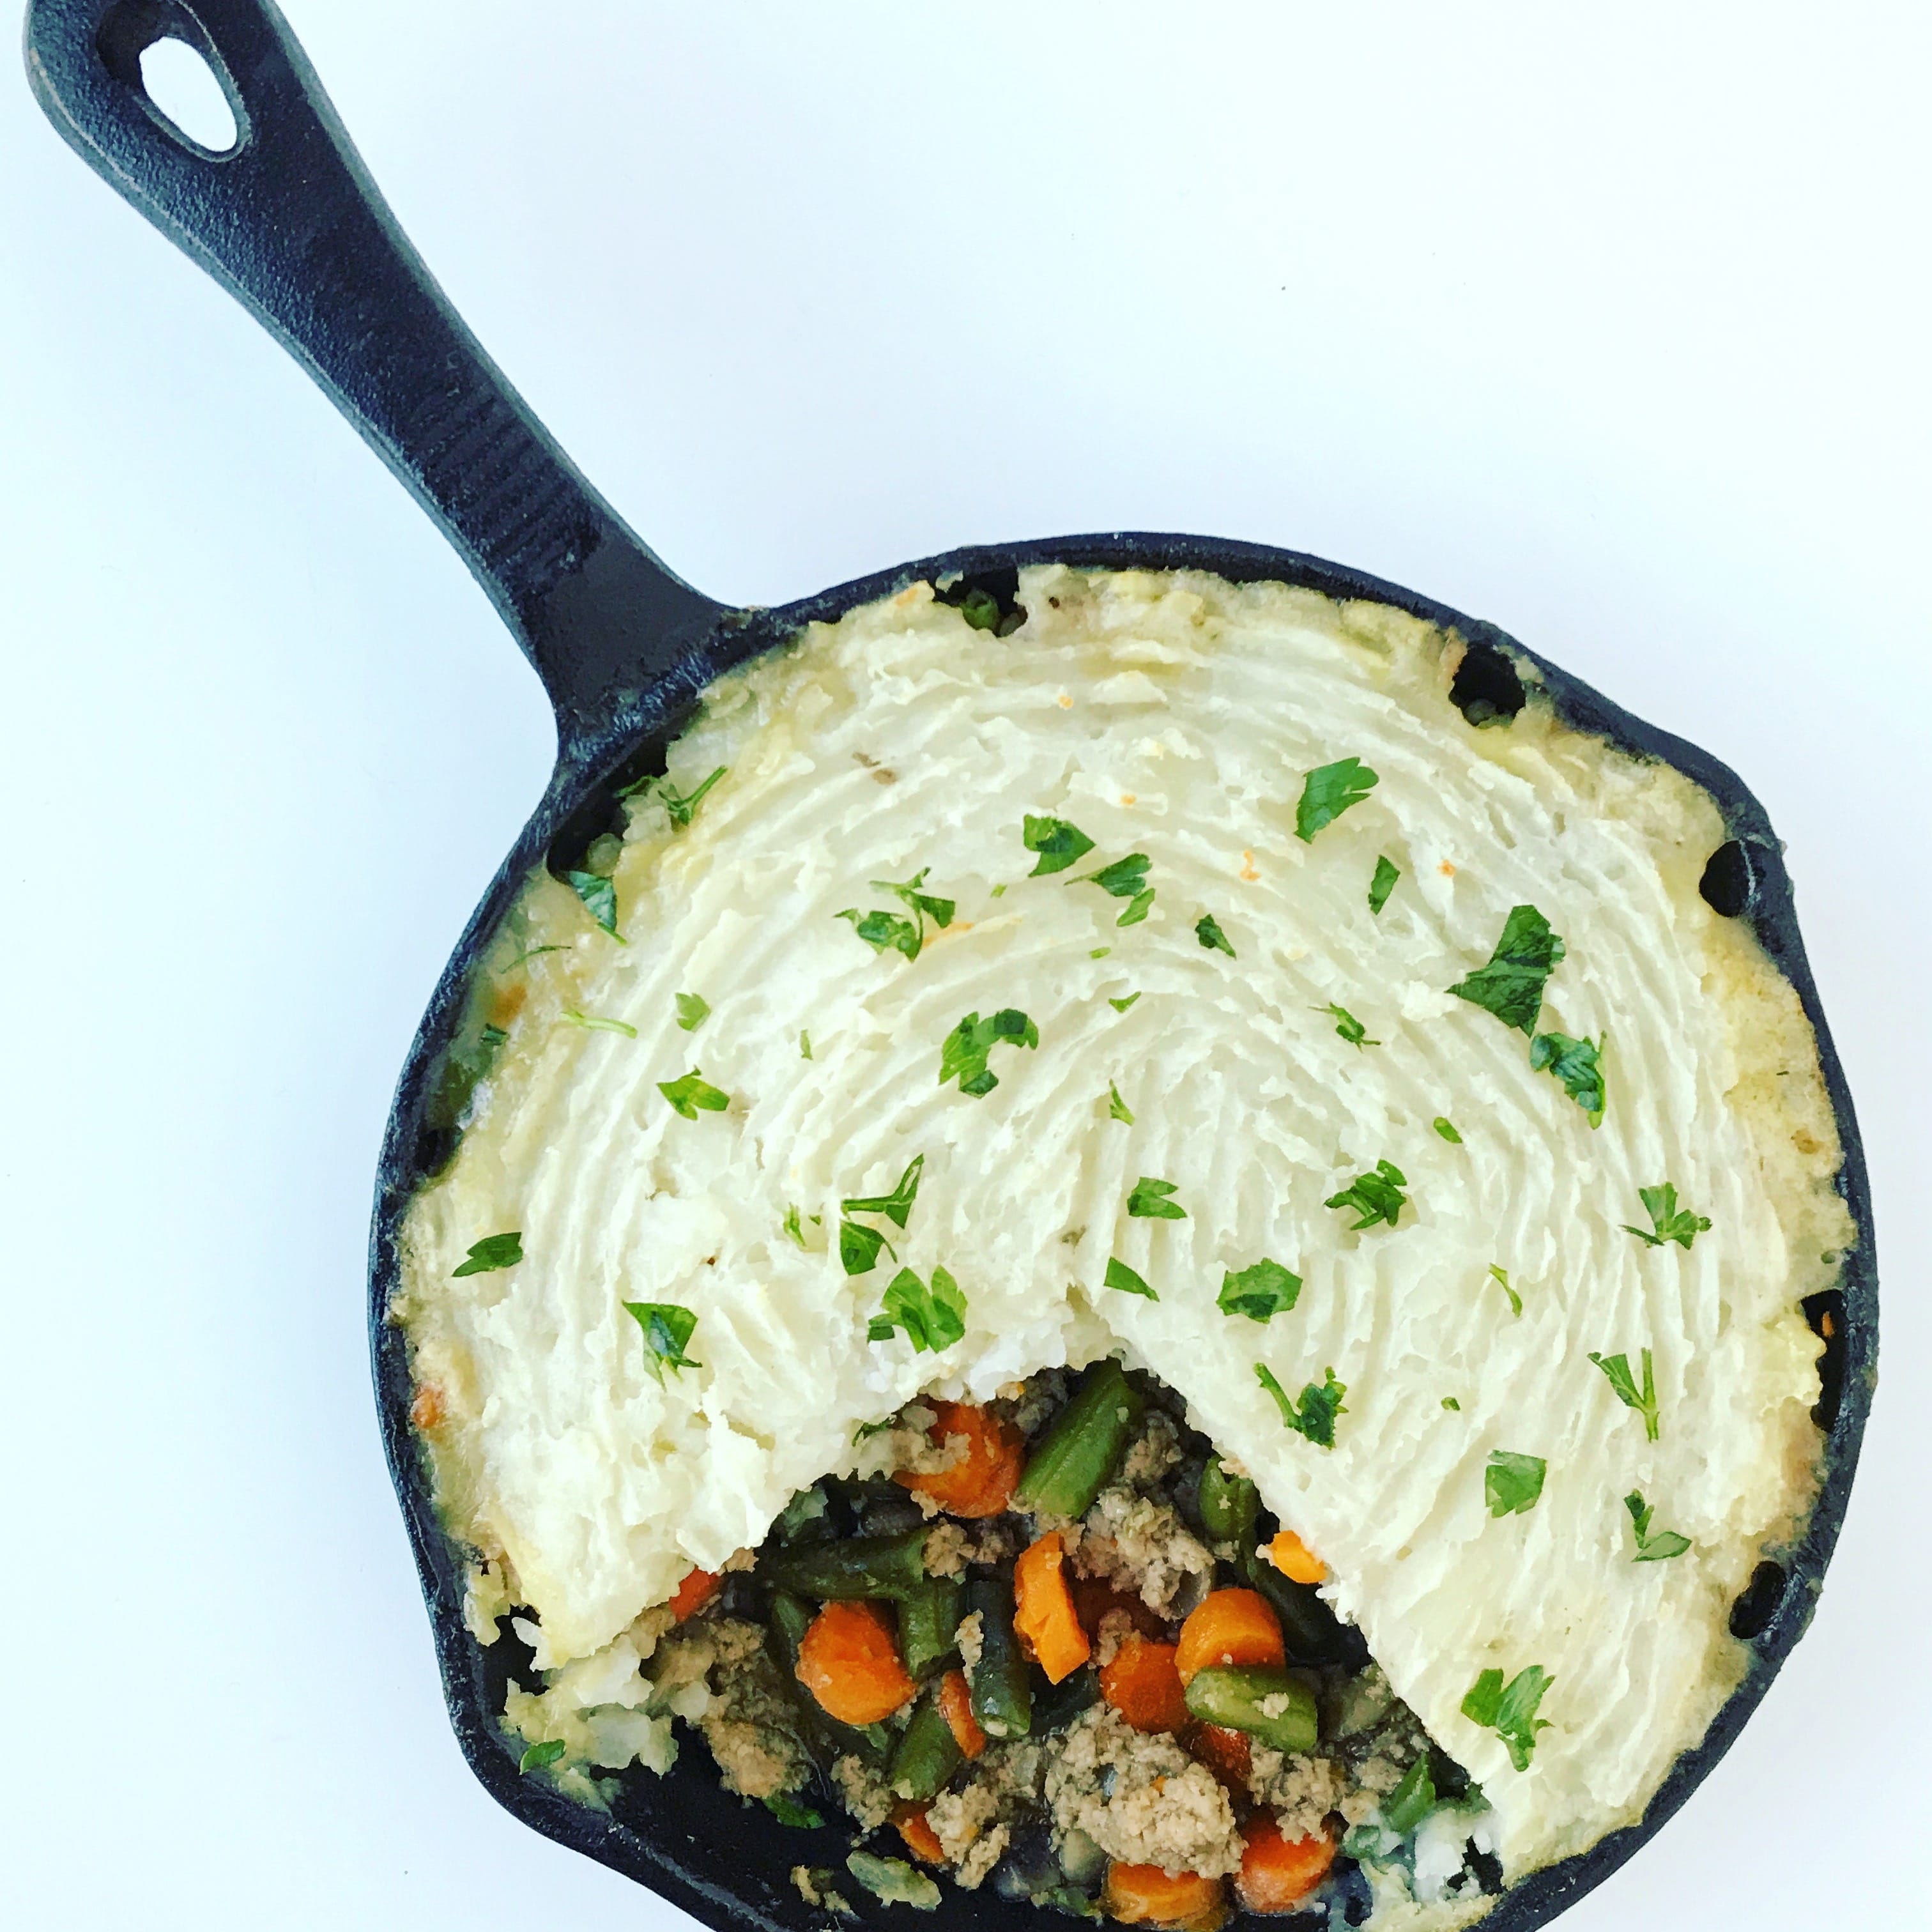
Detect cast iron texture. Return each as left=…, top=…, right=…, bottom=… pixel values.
left=26, top=6, right=1875, bottom=1931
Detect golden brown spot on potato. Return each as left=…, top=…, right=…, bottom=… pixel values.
left=1792, top=1129, right=1823, bottom=1155
left=1057, top=693, right=1073, bottom=709
left=487, top=981, right=527, bottom=1028
left=1439, top=861, right=1456, bottom=877
left=1121, top=793, right=1137, bottom=806
left=411, top=1383, right=446, bottom=1431
left=1821, top=1310, right=1836, bottom=1338
left=1240, top=850, right=1259, bottom=882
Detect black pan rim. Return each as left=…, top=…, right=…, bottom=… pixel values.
left=369, top=530, right=1876, bottom=1932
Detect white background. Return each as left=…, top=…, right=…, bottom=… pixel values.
left=1, top=3, right=1926, bottom=1926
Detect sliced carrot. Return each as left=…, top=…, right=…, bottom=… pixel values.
left=668, top=1567, right=721, bottom=1621
left=894, top=1801, right=946, bottom=1864
left=1072, top=1575, right=1169, bottom=1643
left=795, top=1600, right=916, bottom=1725
left=1014, top=1531, right=1093, bottom=1683
left=1265, top=1530, right=1327, bottom=1585
left=1186, top=1722, right=1253, bottom=1791
left=896, top=1400, right=1025, bottom=1519
left=1100, top=1634, right=1192, bottom=1734
left=938, top=1666, right=988, bottom=1759
left=1234, top=1815, right=1336, bottom=1914
left=1103, top=1861, right=1227, bottom=1930
left=1175, top=1588, right=1285, bottom=1685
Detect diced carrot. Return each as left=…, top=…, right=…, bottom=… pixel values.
left=1234, top=1814, right=1336, bottom=1914
left=410, top=1382, right=446, bottom=1430
left=1186, top=1722, right=1253, bottom=1790
left=1103, top=1861, right=1228, bottom=1929
left=1072, top=1575, right=1169, bottom=1643
left=669, top=1567, right=721, bottom=1621
left=896, top=1401, right=1025, bottom=1519
left=894, top=1801, right=946, bottom=1864
left=1100, top=1634, right=1192, bottom=1734
left=1266, top=1530, right=1327, bottom=1586
left=795, top=1600, right=916, bottom=1725
left=1013, top=1531, right=1093, bottom=1683
left=1175, top=1588, right=1285, bottom=1685
left=938, top=1667, right=988, bottom=1759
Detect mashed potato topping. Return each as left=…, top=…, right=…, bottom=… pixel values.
left=395, top=566, right=1848, bottom=1883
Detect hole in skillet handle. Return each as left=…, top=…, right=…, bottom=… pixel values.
left=1448, top=640, right=1527, bottom=727
left=98, top=5, right=245, bottom=158
left=1728, top=1561, right=1788, bottom=1641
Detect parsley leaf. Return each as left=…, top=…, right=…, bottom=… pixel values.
left=1090, top=946, right=1110, bottom=958
left=1217, top=1259, right=1303, bottom=1323
left=1117, top=888, right=1155, bottom=926
left=452, top=1231, right=523, bottom=1278
left=1380, top=1754, right=1438, bottom=1838
left=1109, top=992, right=1141, bottom=1013
left=867, top=1265, right=967, bottom=1353
left=836, top=867, right=955, bottom=962
left=1082, top=853, right=1151, bottom=899
left=565, top=869, right=624, bottom=940
left=625, top=764, right=726, bottom=827
left=957, top=587, right=1001, bottom=631
left=658, top=1069, right=730, bottom=1118
left=1447, top=905, right=1565, bottom=1034
left=1315, top=1002, right=1379, bottom=1049
left=1624, top=1491, right=1692, bottom=1563
left=1433, top=1116, right=1463, bottom=1144
left=1104, top=1257, right=1157, bottom=1300
left=799, top=1030, right=813, bottom=1059
left=838, top=1220, right=898, bottom=1276
left=1368, top=855, right=1401, bottom=916
left=1127, top=1176, right=1186, bottom=1220
left=783, top=1204, right=807, bottom=1249
left=1324, top=1159, right=1407, bottom=1230
left=479, top=1022, right=509, bottom=1052
left=765, top=1793, right=825, bottom=1828
left=938, top=1009, right=1039, bottom=1095
left=1530, top=1031, right=1604, bottom=1126
left=1195, top=914, right=1236, bottom=957
left=1460, top=1664, right=1554, bottom=1772
left=1485, top=1450, right=1547, bottom=1517
left=1108, top=1082, right=1135, bottom=1125
left=624, top=1300, right=702, bottom=1380
left=841, top=1155, right=925, bottom=1229
left=519, top=1738, right=567, bottom=1772
left=675, top=992, right=710, bottom=1033
left=1441, top=1397, right=1461, bottom=1411
left=1589, top=1347, right=1661, bottom=1441
left=1257, top=1363, right=1347, bottom=1447
left=1621, top=1183, right=1711, bottom=1250
left=1486, top=1264, right=1522, bottom=1317
left=1023, top=815, right=1096, bottom=876
left=564, top=1008, right=637, bottom=1038
left=1294, top=757, right=1379, bottom=841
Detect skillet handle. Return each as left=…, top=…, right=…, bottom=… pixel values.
left=24, top=0, right=728, bottom=754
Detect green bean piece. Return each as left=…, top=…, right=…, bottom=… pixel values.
left=1197, top=1458, right=1260, bottom=1547
left=769, top=1588, right=815, bottom=1668
left=1015, top=1360, right=1144, bottom=1519
left=887, top=1689, right=965, bottom=1802
left=1183, top=1666, right=1320, bottom=1754
left=898, top=1575, right=965, bottom=1680
left=762, top=1526, right=931, bottom=1601
left=964, top=1576, right=1032, bottom=1741
left=1031, top=1664, right=1100, bottom=1736
left=1245, top=1556, right=1358, bottom=1665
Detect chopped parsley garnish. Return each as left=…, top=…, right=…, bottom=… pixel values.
left=1589, top=1347, right=1661, bottom=1441
left=1104, top=1257, right=1157, bottom=1300
left=1108, top=1082, right=1135, bottom=1125
left=1368, top=854, right=1401, bottom=916
left=1090, top=946, right=1110, bottom=958
left=1195, top=914, right=1236, bottom=957
left=1315, top=1002, right=1379, bottom=1049
left=1486, top=1264, right=1522, bottom=1317
left=1023, top=815, right=1096, bottom=876
left=564, top=869, right=624, bottom=940
left=1441, top=1397, right=1461, bottom=1411
left=1380, top=1754, right=1438, bottom=1837
left=837, top=867, right=956, bottom=962
left=1624, top=1491, right=1692, bottom=1563
left=783, top=1204, right=807, bottom=1249
left=938, top=1009, right=1039, bottom=1095
left=452, top=1232, right=523, bottom=1278
left=1127, top=1176, right=1186, bottom=1220
left=1530, top=1031, right=1604, bottom=1126
left=1324, top=1160, right=1407, bottom=1230
left=479, top=1023, right=508, bottom=1052
left=1080, top=854, right=1154, bottom=924
left=658, top=1069, right=730, bottom=1118
left=1460, top=1664, right=1554, bottom=1771
left=1447, top=904, right=1564, bottom=1034
left=957, top=587, right=1001, bottom=631
left=764, top=1793, right=825, bottom=1828
left=842, top=1154, right=926, bottom=1228
left=799, top=1029, right=813, bottom=1059
left=624, top=764, right=726, bottom=827
left=1294, top=756, right=1379, bottom=842
left=564, top=1008, right=637, bottom=1038
left=1485, top=1451, right=1547, bottom=1517
left=1118, top=889, right=1155, bottom=926
left=1433, top=1116, right=1464, bottom=1144
left=1109, top=992, right=1141, bottom=1013
left=675, top=993, right=710, bottom=1033
left=846, top=1852, right=942, bottom=1912
left=504, top=943, right=567, bottom=970
left=1257, top=1363, right=1347, bottom=1447
left=519, top=1738, right=567, bottom=1772
left=867, top=1266, right=967, bottom=1353
left=1217, top=1259, right=1303, bottom=1323
left=838, top=1220, right=898, bottom=1276
left=1622, top=1183, right=1711, bottom=1250
left=991, top=884, right=1008, bottom=899
left=624, top=1300, right=702, bottom=1380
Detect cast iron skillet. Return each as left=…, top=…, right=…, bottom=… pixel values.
left=27, top=3, right=1876, bottom=1927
